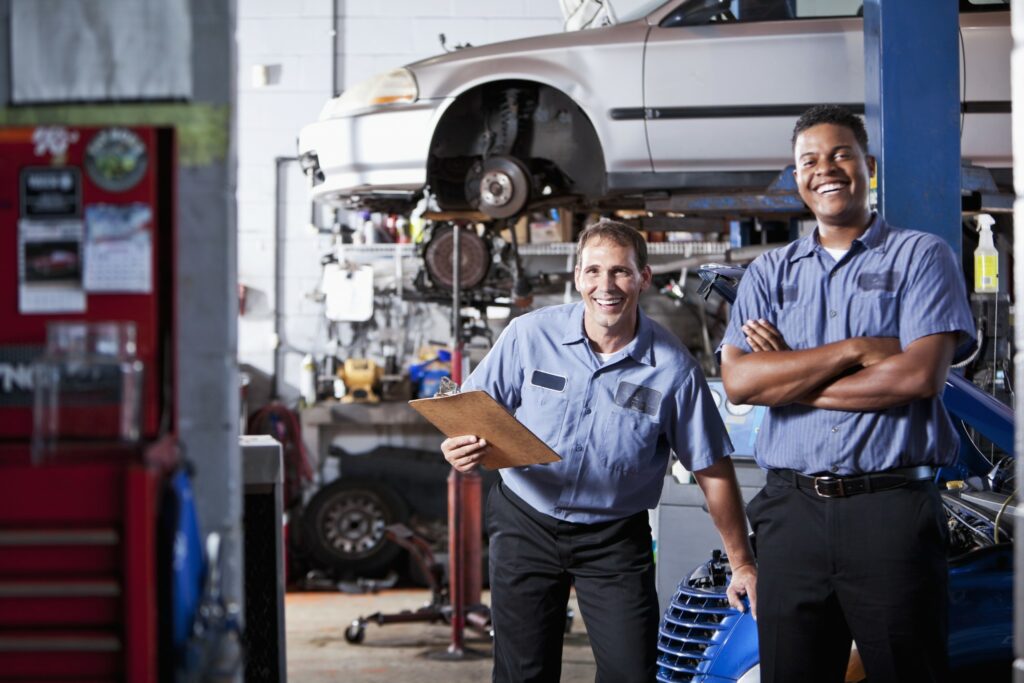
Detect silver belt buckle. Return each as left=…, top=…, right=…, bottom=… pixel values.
left=813, top=475, right=845, bottom=498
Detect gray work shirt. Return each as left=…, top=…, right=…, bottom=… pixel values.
left=464, top=302, right=732, bottom=523
left=720, top=215, right=974, bottom=475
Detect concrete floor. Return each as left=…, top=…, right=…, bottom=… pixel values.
left=286, top=589, right=597, bottom=682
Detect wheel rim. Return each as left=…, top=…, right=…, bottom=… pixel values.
left=320, top=490, right=389, bottom=559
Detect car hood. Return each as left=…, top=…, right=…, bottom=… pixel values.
left=404, top=17, right=650, bottom=99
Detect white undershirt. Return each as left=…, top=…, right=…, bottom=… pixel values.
left=596, top=351, right=615, bottom=363
left=824, top=246, right=849, bottom=262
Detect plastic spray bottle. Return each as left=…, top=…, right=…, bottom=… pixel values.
left=973, top=214, right=998, bottom=294
left=300, top=353, right=317, bottom=405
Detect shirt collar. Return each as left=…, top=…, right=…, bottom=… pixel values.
left=561, top=302, right=588, bottom=345
left=627, top=309, right=656, bottom=366
left=787, top=212, right=887, bottom=263
left=855, top=213, right=888, bottom=252
left=560, top=302, right=655, bottom=367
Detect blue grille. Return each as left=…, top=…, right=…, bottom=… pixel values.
left=656, top=582, right=741, bottom=682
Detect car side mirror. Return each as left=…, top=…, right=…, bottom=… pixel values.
left=661, top=0, right=734, bottom=27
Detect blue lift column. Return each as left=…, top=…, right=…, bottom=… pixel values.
left=863, top=0, right=962, bottom=256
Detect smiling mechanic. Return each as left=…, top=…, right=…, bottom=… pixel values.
left=719, top=105, right=974, bottom=683
left=443, top=219, right=756, bottom=683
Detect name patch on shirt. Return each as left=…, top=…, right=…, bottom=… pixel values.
left=780, top=285, right=799, bottom=305
left=857, top=271, right=897, bottom=292
left=614, top=381, right=661, bottom=417
left=531, top=370, right=566, bottom=392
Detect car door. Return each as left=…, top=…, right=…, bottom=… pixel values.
left=642, top=0, right=863, bottom=175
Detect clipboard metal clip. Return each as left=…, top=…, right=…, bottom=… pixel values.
left=435, top=376, right=460, bottom=397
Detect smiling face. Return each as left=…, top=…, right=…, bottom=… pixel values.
left=794, top=122, right=876, bottom=235
left=574, top=237, right=652, bottom=352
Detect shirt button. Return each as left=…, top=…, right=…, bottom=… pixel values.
left=575, top=445, right=583, bottom=451
left=830, top=465, right=840, bottom=473
left=584, top=408, right=592, bottom=415
left=831, top=426, right=839, bottom=433
left=829, top=309, right=838, bottom=318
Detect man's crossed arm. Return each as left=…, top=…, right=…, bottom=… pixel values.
left=721, top=319, right=957, bottom=411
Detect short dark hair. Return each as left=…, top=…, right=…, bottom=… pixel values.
left=791, top=104, right=869, bottom=153
left=576, top=218, right=648, bottom=270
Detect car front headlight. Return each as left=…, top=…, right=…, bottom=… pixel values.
left=319, top=68, right=418, bottom=119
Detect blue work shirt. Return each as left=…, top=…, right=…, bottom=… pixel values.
left=464, top=302, right=732, bottom=524
left=721, top=215, right=975, bottom=475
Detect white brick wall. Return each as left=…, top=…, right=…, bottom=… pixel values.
left=335, top=0, right=562, bottom=88
left=236, top=1, right=562, bottom=400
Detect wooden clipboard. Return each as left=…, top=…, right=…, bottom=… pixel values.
left=409, top=390, right=561, bottom=470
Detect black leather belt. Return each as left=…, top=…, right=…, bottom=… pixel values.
left=774, top=465, right=934, bottom=498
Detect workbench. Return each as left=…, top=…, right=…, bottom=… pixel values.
left=299, top=400, right=445, bottom=479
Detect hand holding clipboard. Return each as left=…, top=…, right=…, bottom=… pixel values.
left=410, top=390, right=561, bottom=470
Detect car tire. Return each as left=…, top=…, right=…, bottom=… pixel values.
left=301, top=478, right=409, bottom=577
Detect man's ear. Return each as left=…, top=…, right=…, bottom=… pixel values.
left=640, top=265, right=653, bottom=291
left=866, top=155, right=877, bottom=178
left=573, top=265, right=582, bottom=293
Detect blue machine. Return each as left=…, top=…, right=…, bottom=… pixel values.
left=655, top=266, right=1015, bottom=682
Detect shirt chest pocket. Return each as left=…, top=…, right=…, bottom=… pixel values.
left=772, top=303, right=813, bottom=350
left=518, top=379, right=570, bottom=445
left=850, top=291, right=899, bottom=338
left=598, top=406, right=661, bottom=474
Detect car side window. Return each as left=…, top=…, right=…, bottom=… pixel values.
left=659, top=0, right=1007, bottom=27
left=960, top=0, right=1009, bottom=9
left=659, top=0, right=860, bottom=27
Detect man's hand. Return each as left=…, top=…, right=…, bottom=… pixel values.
left=726, top=561, right=757, bottom=618
left=441, top=435, right=488, bottom=472
left=801, top=332, right=957, bottom=411
left=693, top=459, right=758, bottom=617
left=725, top=320, right=904, bottom=407
left=742, top=319, right=790, bottom=352
left=855, top=336, right=902, bottom=367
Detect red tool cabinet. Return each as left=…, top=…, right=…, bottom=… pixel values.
left=0, top=126, right=176, bottom=682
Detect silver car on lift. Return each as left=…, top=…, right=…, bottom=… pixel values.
left=298, top=0, right=1011, bottom=218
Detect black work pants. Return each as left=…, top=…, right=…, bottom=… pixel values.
left=487, top=481, right=659, bottom=683
left=748, top=470, right=949, bottom=683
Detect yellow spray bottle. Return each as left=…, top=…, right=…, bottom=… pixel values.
left=973, top=214, right=998, bottom=294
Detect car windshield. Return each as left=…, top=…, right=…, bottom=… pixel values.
left=615, top=0, right=675, bottom=23
left=649, top=0, right=1006, bottom=26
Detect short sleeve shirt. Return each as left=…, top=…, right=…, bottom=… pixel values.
left=720, top=215, right=975, bottom=475
left=464, top=302, right=733, bottom=523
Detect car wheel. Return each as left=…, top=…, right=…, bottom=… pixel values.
left=301, top=478, right=409, bottom=577
left=466, top=155, right=531, bottom=219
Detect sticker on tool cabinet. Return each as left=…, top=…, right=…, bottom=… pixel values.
left=20, top=167, right=81, bottom=219
left=84, top=128, right=148, bottom=192
left=83, top=204, right=153, bottom=293
left=32, top=126, right=80, bottom=161
left=17, top=219, right=86, bottom=314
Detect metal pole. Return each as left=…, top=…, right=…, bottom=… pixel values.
left=272, top=156, right=298, bottom=399
left=448, top=223, right=466, bottom=655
